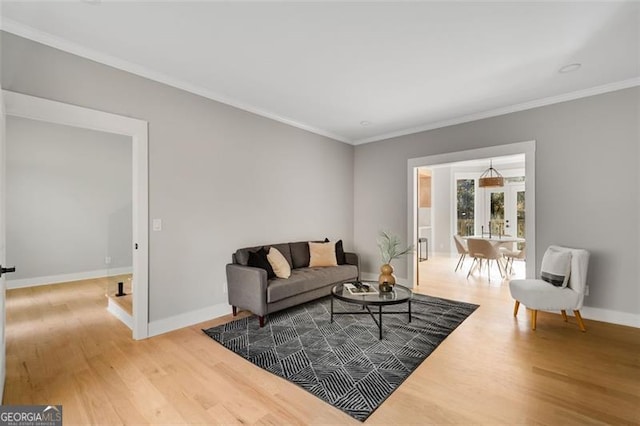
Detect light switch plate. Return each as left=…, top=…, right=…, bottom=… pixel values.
left=152, top=219, right=162, bottom=231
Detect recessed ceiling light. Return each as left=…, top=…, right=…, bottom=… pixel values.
left=559, top=63, right=581, bottom=74
left=360, top=120, right=371, bottom=127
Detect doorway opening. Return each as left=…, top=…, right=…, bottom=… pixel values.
left=408, top=141, right=536, bottom=288
left=3, top=91, right=149, bottom=339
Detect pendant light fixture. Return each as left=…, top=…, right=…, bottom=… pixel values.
left=478, top=160, right=504, bottom=188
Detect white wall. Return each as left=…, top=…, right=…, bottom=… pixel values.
left=0, top=33, right=355, bottom=324
left=354, top=87, right=639, bottom=323
left=431, top=166, right=451, bottom=255
left=5, top=116, right=132, bottom=285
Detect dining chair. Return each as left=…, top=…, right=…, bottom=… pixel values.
left=466, top=238, right=505, bottom=282
left=453, top=234, right=468, bottom=272
left=509, top=245, right=590, bottom=331
left=502, top=243, right=526, bottom=275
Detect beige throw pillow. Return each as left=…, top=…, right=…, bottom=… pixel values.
left=308, top=242, right=337, bottom=267
left=267, top=247, right=291, bottom=279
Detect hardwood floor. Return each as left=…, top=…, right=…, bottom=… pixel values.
left=4, top=256, right=639, bottom=424
left=106, top=274, right=133, bottom=315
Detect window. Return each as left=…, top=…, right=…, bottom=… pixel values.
left=456, top=179, right=475, bottom=236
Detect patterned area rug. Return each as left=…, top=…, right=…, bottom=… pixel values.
left=203, top=293, right=478, bottom=421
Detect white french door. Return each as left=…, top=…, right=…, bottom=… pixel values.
left=484, top=183, right=525, bottom=240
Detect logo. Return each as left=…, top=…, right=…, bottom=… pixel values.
left=0, top=405, right=63, bottom=426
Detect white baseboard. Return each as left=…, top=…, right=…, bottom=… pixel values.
left=107, top=298, right=133, bottom=330
left=148, top=302, right=232, bottom=337
left=581, top=306, right=639, bottom=328
left=362, top=272, right=638, bottom=328
left=6, top=267, right=133, bottom=289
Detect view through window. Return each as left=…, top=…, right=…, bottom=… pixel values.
left=456, top=179, right=474, bottom=236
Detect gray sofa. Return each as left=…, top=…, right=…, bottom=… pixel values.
left=226, top=241, right=359, bottom=327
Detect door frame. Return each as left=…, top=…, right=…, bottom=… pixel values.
left=3, top=90, right=149, bottom=339
left=407, top=141, right=536, bottom=287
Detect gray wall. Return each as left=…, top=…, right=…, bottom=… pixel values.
left=6, top=116, right=132, bottom=281
left=431, top=166, right=452, bottom=255
left=354, top=87, right=639, bottom=315
left=0, top=33, right=354, bottom=322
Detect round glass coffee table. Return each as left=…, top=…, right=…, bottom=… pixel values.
left=331, top=281, right=413, bottom=340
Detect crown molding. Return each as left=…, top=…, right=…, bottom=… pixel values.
left=0, top=18, right=352, bottom=144
left=353, top=76, right=640, bottom=145
left=3, top=18, right=638, bottom=147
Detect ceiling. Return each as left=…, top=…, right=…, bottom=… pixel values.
left=2, top=1, right=639, bottom=145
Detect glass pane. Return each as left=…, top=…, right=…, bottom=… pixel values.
left=517, top=190, right=525, bottom=250
left=490, top=192, right=504, bottom=235
left=456, top=179, right=474, bottom=236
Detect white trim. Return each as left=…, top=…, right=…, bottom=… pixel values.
left=408, top=141, right=536, bottom=288
left=107, top=298, right=134, bottom=330
left=3, top=90, right=150, bottom=340
left=3, top=19, right=638, bottom=147
left=0, top=18, right=350, bottom=144
left=355, top=77, right=640, bottom=145
left=6, top=267, right=133, bottom=289
left=148, top=303, right=232, bottom=338
left=580, top=306, right=640, bottom=329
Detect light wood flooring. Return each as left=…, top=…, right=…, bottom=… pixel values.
left=4, top=256, right=639, bottom=424
left=106, top=274, right=133, bottom=315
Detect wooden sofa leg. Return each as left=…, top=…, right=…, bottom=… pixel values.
left=259, top=316, right=265, bottom=328
left=574, top=310, right=586, bottom=332
left=513, top=300, right=520, bottom=317
left=531, top=309, right=537, bottom=330
left=232, top=306, right=237, bottom=316
left=561, top=310, right=568, bottom=322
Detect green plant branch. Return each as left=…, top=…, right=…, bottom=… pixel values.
left=377, top=230, right=414, bottom=264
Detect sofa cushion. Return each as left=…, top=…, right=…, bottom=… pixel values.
left=325, top=238, right=346, bottom=265
left=309, top=242, right=337, bottom=267
left=267, top=247, right=291, bottom=279
left=290, top=241, right=311, bottom=269
left=247, top=247, right=275, bottom=279
left=235, top=245, right=261, bottom=266
left=266, top=243, right=293, bottom=268
left=267, top=264, right=358, bottom=303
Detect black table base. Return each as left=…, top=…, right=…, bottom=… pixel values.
left=330, top=297, right=412, bottom=340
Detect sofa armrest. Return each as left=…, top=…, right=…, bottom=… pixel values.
left=344, top=252, right=360, bottom=279
left=226, top=264, right=268, bottom=317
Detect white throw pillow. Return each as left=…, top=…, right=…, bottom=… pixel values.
left=267, top=247, right=291, bottom=279
left=540, top=247, right=572, bottom=287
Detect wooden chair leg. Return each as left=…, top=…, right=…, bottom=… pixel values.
left=232, top=306, right=237, bottom=316
left=574, top=310, right=586, bottom=332
left=258, top=316, right=266, bottom=328
left=513, top=300, right=520, bottom=317
left=561, top=310, right=568, bottom=322
left=531, top=309, right=537, bottom=330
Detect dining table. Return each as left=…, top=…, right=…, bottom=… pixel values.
left=464, top=234, right=525, bottom=247
left=463, top=235, right=525, bottom=277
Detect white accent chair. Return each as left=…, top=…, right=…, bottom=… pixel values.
left=509, top=245, right=590, bottom=331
